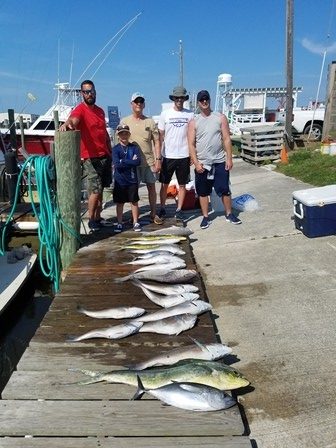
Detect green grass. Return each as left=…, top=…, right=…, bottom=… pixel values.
left=276, top=148, right=336, bottom=186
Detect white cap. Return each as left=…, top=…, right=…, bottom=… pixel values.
left=131, top=92, right=145, bottom=102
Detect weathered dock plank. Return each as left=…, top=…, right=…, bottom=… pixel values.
left=0, top=436, right=252, bottom=448
left=0, top=400, right=244, bottom=436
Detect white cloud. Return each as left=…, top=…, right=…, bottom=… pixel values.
left=301, top=38, right=336, bottom=55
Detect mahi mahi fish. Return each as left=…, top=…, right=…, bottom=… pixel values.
left=115, top=268, right=197, bottom=283
left=140, top=225, right=194, bottom=237
left=138, top=313, right=197, bottom=335
left=67, top=321, right=143, bottom=342
left=129, top=339, right=232, bottom=370
left=70, top=359, right=250, bottom=390
left=134, top=281, right=199, bottom=307
left=77, top=305, right=145, bottom=319
left=132, top=300, right=211, bottom=322
left=128, top=245, right=185, bottom=256
left=132, top=377, right=236, bottom=412
left=132, top=280, right=199, bottom=295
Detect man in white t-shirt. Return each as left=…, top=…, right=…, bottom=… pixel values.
left=157, top=86, right=193, bottom=221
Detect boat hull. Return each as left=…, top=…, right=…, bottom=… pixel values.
left=0, top=253, right=37, bottom=313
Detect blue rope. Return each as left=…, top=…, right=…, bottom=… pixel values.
left=1, top=155, right=61, bottom=292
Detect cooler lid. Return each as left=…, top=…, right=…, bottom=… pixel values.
left=293, top=185, right=336, bottom=206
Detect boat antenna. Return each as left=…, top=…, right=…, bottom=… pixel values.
left=57, top=39, right=60, bottom=84
left=308, top=0, right=335, bottom=139
left=75, top=12, right=142, bottom=85
left=69, top=41, right=75, bottom=86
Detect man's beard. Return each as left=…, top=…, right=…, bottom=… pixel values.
left=84, top=96, right=96, bottom=105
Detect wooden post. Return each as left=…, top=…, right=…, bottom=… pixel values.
left=322, top=61, right=336, bottom=140
left=285, top=0, right=294, bottom=151
left=8, top=109, right=17, bottom=150
left=54, top=130, right=81, bottom=272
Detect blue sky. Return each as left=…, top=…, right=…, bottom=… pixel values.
left=1, top=0, right=335, bottom=118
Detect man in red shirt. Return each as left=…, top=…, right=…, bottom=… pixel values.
left=60, top=80, right=112, bottom=231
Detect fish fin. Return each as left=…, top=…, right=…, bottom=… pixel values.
left=131, top=375, right=146, bottom=401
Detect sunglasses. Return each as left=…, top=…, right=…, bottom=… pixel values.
left=173, top=96, right=185, bottom=101
left=82, top=89, right=95, bottom=95
left=199, top=97, right=209, bottom=102
left=133, top=98, right=145, bottom=104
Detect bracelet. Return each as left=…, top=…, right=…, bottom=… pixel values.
left=156, top=157, right=162, bottom=161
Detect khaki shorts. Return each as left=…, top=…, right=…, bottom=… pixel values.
left=83, top=156, right=112, bottom=195
left=137, top=166, right=158, bottom=184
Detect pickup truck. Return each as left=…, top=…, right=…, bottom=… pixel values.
left=276, top=106, right=325, bottom=141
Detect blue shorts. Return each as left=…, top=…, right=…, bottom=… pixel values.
left=195, top=162, right=231, bottom=197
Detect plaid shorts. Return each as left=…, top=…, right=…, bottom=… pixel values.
left=83, top=156, right=112, bottom=194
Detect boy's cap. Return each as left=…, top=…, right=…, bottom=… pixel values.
left=116, top=124, right=131, bottom=134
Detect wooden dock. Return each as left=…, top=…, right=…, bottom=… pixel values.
left=0, top=222, right=251, bottom=447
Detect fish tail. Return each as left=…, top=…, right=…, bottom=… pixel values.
left=68, top=368, right=98, bottom=377
left=114, top=275, right=132, bottom=283
left=76, top=305, right=86, bottom=315
left=110, top=245, right=124, bottom=253
left=66, top=335, right=80, bottom=342
left=131, top=375, right=146, bottom=400
left=68, top=368, right=105, bottom=384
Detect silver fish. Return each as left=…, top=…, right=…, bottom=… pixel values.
left=132, top=300, right=212, bottom=322
left=138, top=314, right=197, bottom=335
left=133, top=377, right=236, bottom=412
left=140, top=226, right=194, bottom=237
left=125, top=254, right=184, bottom=266
left=125, top=237, right=184, bottom=246
left=77, top=305, right=145, bottom=319
left=67, top=321, right=143, bottom=342
left=132, top=280, right=199, bottom=295
left=133, top=260, right=186, bottom=273
left=135, top=281, right=199, bottom=307
left=134, top=251, right=184, bottom=260
left=115, top=268, right=197, bottom=284
left=129, top=245, right=185, bottom=256
left=130, top=339, right=233, bottom=370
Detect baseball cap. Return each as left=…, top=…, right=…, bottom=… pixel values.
left=197, top=90, right=210, bottom=102
left=116, top=124, right=131, bottom=134
left=131, top=92, right=145, bottom=102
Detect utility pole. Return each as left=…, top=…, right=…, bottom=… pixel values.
left=285, top=0, right=294, bottom=150
left=179, top=40, right=184, bottom=87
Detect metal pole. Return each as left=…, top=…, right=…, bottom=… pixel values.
left=285, top=0, right=294, bottom=150
left=179, top=40, right=184, bottom=86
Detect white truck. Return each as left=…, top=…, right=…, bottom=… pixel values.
left=276, top=105, right=325, bottom=141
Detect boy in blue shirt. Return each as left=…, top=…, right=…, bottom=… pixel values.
left=112, top=124, right=141, bottom=232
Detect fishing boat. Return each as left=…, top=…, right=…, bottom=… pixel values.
left=0, top=249, right=37, bottom=314
left=18, top=82, right=81, bottom=156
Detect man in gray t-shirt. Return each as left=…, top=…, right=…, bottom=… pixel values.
left=188, top=90, right=241, bottom=229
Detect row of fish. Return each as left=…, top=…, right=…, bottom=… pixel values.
left=70, top=225, right=249, bottom=411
